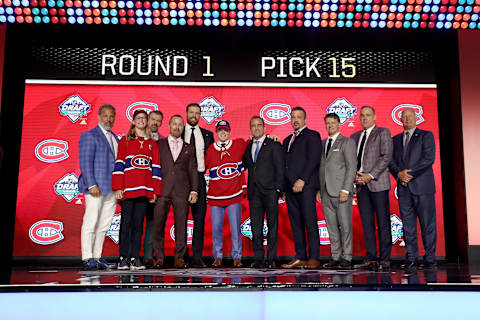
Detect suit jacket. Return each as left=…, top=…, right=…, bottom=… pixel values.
left=319, top=134, right=357, bottom=197
left=78, top=125, right=119, bottom=195
left=158, top=137, right=198, bottom=199
left=282, top=127, right=322, bottom=190
left=389, top=128, right=436, bottom=195
left=243, top=137, right=284, bottom=198
left=181, top=127, right=214, bottom=156
left=351, top=126, right=393, bottom=192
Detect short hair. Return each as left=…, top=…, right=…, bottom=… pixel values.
left=186, top=103, right=201, bottom=112
left=291, top=106, right=307, bottom=119
left=250, top=115, right=264, bottom=125
left=98, top=104, right=115, bottom=115
left=149, top=110, right=164, bottom=119
left=324, top=113, right=340, bottom=123
left=169, top=114, right=184, bottom=124
left=360, top=105, right=375, bottom=115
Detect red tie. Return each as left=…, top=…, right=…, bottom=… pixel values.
left=288, top=131, right=299, bottom=152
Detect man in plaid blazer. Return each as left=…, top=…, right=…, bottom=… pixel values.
left=351, top=106, right=393, bottom=271
left=78, top=104, right=119, bottom=270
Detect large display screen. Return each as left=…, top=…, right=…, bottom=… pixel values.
left=13, top=80, right=444, bottom=258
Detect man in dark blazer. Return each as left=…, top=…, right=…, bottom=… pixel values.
left=317, top=113, right=357, bottom=270
left=153, top=115, right=198, bottom=269
left=389, top=108, right=437, bottom=271
left=281, top=107, right=322, bottom=269
left=243, top=116, right=284, bottom=269
left=182, top=103, right=214, bottom=267
left=351, top=106, right=393, bottom=271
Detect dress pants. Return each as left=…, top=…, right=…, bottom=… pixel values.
left=285, top=186, right=320, bottom=261
left=154, top=195, right=189, bottom=260
left=119, top=197, right=148, bottom=259
left=210, top=202, right=242, bottom=259
left=321, top=192, right=353, bottom=261
left=81, top=192, right=117, bottom=260
left=143, top=203, right=155, bottom=260
left=189, top=172, right=207, bottom=260
left=356, top=187, right=392, bottom=261
left=249, top=188, right=279, bottom=263
left=398, top=187, right=437, bottom=263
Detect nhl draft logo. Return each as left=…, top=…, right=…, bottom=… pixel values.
left=58, top=94, right=91, bottom=123
left=54, top=173, right=79, bottom=202
left=318, top=220, right=330, bottom=245
left=391, top=214, right=404, bottom=245
left=170, top=220, right=194, bottom=244
left=326, top=98, right=357, bottom=125
left=260, top=103, right=291, bottom=125
left=126, top=101, right=158, bottom=121
left=106, top=207, right=121, bottom=244
left=241, top=217, right=268, bottom=245
left=29, top=220, right=64, bottom=245
left=35, top=139, right=69, bottom=163
left=392, top=104, right=424, bottom=126
left=199, top=96, right=225, bottom=124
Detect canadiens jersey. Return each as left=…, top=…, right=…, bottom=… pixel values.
left=205, top=138, right=248, bottom=207
left=112, top=136, right=162, bottom=200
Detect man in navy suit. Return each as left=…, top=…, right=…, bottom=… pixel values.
left=78, top=104, right=118, bottom=270
left=281, top=107, right=322, bottom=269
left=389, top=108, right=437, bottom=271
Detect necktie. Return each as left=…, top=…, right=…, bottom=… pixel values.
left=326, top=138, right=332, bottom=157
left=107, top=131, right=115, bottom=154
left=190, top=127, right=196, bottom=148
left=253, top=141, right=260, bottom=163
left=403, top=131, right=410, bottom=159
left=288, top=131, right=299, bottom=152
left=357, top=130, right=367, bottom=171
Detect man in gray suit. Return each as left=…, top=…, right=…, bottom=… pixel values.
left=351, top=106, right=393, bottom=271
left=317, top=113, right=357, bottom=269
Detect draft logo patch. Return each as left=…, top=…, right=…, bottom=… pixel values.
left=106, top=207, right=121, bottom=244
left=241, top=217, right=268, bottom=245
left=391, top=214, right=404, bottom=245
left=326, top=98, right=357, bottom=125
left=199, top=96, right=225, bottom=124
left=58, top=94, right=91, bottom=123
left=54, top=173, right=79, bottom=202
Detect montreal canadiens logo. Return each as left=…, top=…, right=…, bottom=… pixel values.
left=35, top=139, right=69, bottom=163
left=260, top=103, right=291, bottom=125
left=392, top=104, right=425, bottom=126
left=106, top=207, right=121, bottom=244
left=391, top=214, right=404, bottom=245
left=217, top=163, right=241, bottom=180
left=58, top=94, right=91, bottom=123
left=126, top=101, right=158, bottom=121
left=318, top=220, right=330, bottom=245
left=54, top=173, right=79, bottom=202
left=199, top=96, right=225, bottom=124
left=29, top=220, right=64, bottom=245
left=326, top=98, right=357, bottom=125
left=170, top=220, right=194, bottom=244
left=131, top=155, right=150, bottom=169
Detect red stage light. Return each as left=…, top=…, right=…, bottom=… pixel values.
left=347, top=4, right=355, bottom=11
left=452, top=21, right=460, bottom=28
left=415, top=5, right=422, bottom=12
left=355, top=12, right=362, bottom=19
left=246, top=3, right=254, bottom=10
left=340, top=0, right=348, bottom=3
left=420, top=21, right=427, bottom=28
left=16, top=16, right=24, bottom=23
left=461, top=22, right=469, bottom=28
left=162, top=9, right=170, bottom=17
left=263, top=19, right=270, bottom=27
left=430, top=14, right=437, bottom=20
left=428, top=21, right=435, bottom=28
left=39, top=0, right=47, bottom=7
left=331, top=12, right=338, bottom=19
left=313, top=4, right=320, bottom=10
left=85, top=8, right=92, bottom=16
left=454, top=14, right=461, bottom=21
left=396, top=13, right=404, bottom=20
left=23, top=7, right=31, bottom=15
left=448, top=6, right=456, bottom=12
left=305, top=4, right=311, bottom=10
left=58, top=8, right=65, bottom=15
left=50, top=8, right=57, bottom=15
left=152, top=9, right=160, bottom=17
left=263, top=11, right=270, bottom=18
left=65, top=0, right=73, bottom=7
left=354, top=20, right=361, bottom=28
left=255, top=11, right=262, bottom=19
left=254, top=19, right=261, bottom=26
left=230, top=19, right=237, bottom=26
left=406, top=5, right=414, bottom=12
left=86, top=17, right=93, bottom=24
left=363, top=13, right=370, bottom=19
left=421, top=13, right=428, bottom=20
left=60, top=16, right=67, bottom=24
left=195, top=18, right=203, bottom=26
left=387, top=20, right=394, bottom=28
left=372, top=5, right=380, bottom=11
left=439, top=6, right=447, bottom=12
left=94, top=8, right=102, bottom=16
left=127, top=9, right=134, bottom=16
left=339, top=5, right=347, bottom=11
left=474, top=6, right=480, bottom=14
left=31, top=0, right=38, bottom=6
left=108, top=1, right=116, bottom=8
left=178, top=2, right=185, bottom=9
left=169, top=2, right=176, bottom=9
left=25, top=16, right=33, bottom=23
left=120, top=17, right=127, bottom=24
left=272, top=3, right=279, bottom=10
left=95, top=17, right=102, bottom=24
left=221, top=10, right=229, bottom=18
left=381, top=5, right=388, bottom=11
left=100, top=1, right=108, bottom=8
left=321, top=12, right=328, bottom=19
left=441, top=0, right=448, bottom=3
left=288, top=11, right=295, bottom=19
left=134, top=1, right=142, bottom=8
left=163, top=17, right=170, bottom=25
left=14, top=7, right=22, bottom=15
left=330, top=20, right=337, bottom=27
left=296, top=20, right=303, bottom=27
left=362, top=21, right=369, bottom=28
left=388, top=12, right=395, bottom=19
left=203, top=3, right=210, bottom=9
left=287, top=19, right=294, bottom=27
left=321, top=19, right=328, bottom=27
left=395, top=21, right=402, bottom=28
left=212, top=3, right=219, bottom=10
left=195, top=10, right=203, bottom=18
left=230, top=11, right=237, bottom=18
left=144, top=1, right=151, bottom=9
left=296, top=12, right=303, bottom=19
left=153, top=17, right=161, bottom=25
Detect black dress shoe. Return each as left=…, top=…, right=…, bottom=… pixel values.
left=250, top=261, right=264, bottom=268
left=353, top=259, right=377, bottom=270
left=266, top=261, right=277, bottom=269
left=323, top=259, right=340, bottom=269
left=339, top=259, right=352, bottom=270
left=419, top=261, right=437, bottom=270
left=377, top=260, right=390, bottom=271
left=190, top=259, right=207, bottom=268
left=401, top=261, right=417, bottom=272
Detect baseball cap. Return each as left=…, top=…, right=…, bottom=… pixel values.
left=133, top=109, right=148, bottom=119
left=215, top=120, right=231, bottom=131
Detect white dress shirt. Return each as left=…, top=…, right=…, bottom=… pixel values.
left=99, top=124, right=118, bottom=157
left=325, top=131, right=340, bottom=157
left=357, top=124, right=375, bottom=174
left=185, top=123, right=205, bottom=172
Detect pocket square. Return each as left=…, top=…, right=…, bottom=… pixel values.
left=333, top=149, right=340, bottom=152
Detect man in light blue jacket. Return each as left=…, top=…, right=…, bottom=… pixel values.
left=78, top=104, right=118, bottom=270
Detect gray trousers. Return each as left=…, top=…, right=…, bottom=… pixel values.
left=321, top=192, right=353, bottom=261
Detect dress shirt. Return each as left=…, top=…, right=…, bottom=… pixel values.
left=357, top=124, right=375, bottom=177
left=99, top=124, right=118, bottom=157
left=251, top=135, right=266, bottom=162
left=403, top=127, right=416, bottom=148
left=287, top=125, right=306, bottom=152
left=168, top=135, right=183, bottom=162
left=185, top=123, right=205, bottom=172
left=326, top=132, right=349, bottom=195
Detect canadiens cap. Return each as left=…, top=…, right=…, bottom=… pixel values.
left=133, top=109, right=148, bottom=119
left=215, top=120, right=231, bottom=131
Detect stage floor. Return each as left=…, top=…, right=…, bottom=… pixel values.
left=4, top=262, right=480, bottom=291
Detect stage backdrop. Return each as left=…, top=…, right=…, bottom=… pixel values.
left=13, top=80, right=444, bottom=258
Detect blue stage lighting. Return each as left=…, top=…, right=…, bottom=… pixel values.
left=42, top=16, right=50, bottom=23
left=170, top=18, right=177, bottom=25
left=103, top=17, right=111, bottom=24
left=246, top=19, right=254, bottom=27
left=254, top=3, right=261, bottom=10
left=338, top=12, right=345, bottom=19
left=78, top=17, right=86, bottom=24
left=271, top=19, right=278, bottom=27
left=84, top=1, right=91, bottom=8
left=213, top=19, right=220, bottom=26
left=152, top=1, right=159, bottom=9
left=136, top=9, right=143, bottom=17
left=263, top=3, right=270, bottom=10
left=304, top=20, right=311, bottom=27
left=169, top=10, right=177, bottom=17
left=436, top=22, right=444, bottom=28
left=237, top=19, right=244, bottom=27
left=338, top=20, right=345, bottom=27
left=204, top=10, right=211, bottom=18
left=370, top=20, right=377, bottom=27
left=178, top=10, right=186, bottom=17
left=144, top=9, right=152, bottom=17
left=195, top=2, right=202, bottom=10
left=161, top=2, right=168, bottom=9
left=356, top=5, right=363, bottom=11
left=111, top=17, right=118, bottom=24
left=179, top=18, right=186, bottom=25
left=379, top=20, right=386, bottom=28
left=313, top=12, right=320, bottom=19
left=68, top=17, right=76, bottom=24
left=246, top=11, right=253, bottom=19
left=137, top=18, right=144, bottom=25
left=92, top=1, right=100, bottom=8
left=371, top=12, right=379, bottom=19
left=76, top=8, right=84, bottom=15
left=213, top=11, right=220, bottom=18
left=312, top=20, right=320, bottom=27
left=404, top=21, right=411, bottom=28
left=346, top=20, right=353, bottom=28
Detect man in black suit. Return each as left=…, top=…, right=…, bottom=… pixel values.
left=182, top=103, right=214, bottom=267
left=281, top=107, right=322, bottom=269
left=389, top=108, right=437, bottom=271
left=243, top=116, right=284, bottom=269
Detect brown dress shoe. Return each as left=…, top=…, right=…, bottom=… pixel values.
left=281, top=259, right=306, bottom=269
left=233, top=259, right=243, bottom=268
left=153, top=259, right=164, bottom=269
left=174, top=259, right=188, bottom=269
left=354, top=259, right=377, bottom=270
left=212, top=258, right=222, bottom=268
left=304, top=258, right=321, bottom=269
left=144, top=259, right=154, bottom=268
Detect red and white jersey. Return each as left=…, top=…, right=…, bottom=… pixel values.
left=205, top=138, right=247, bottom=207
left=112, top=136, right=162, bottom=200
